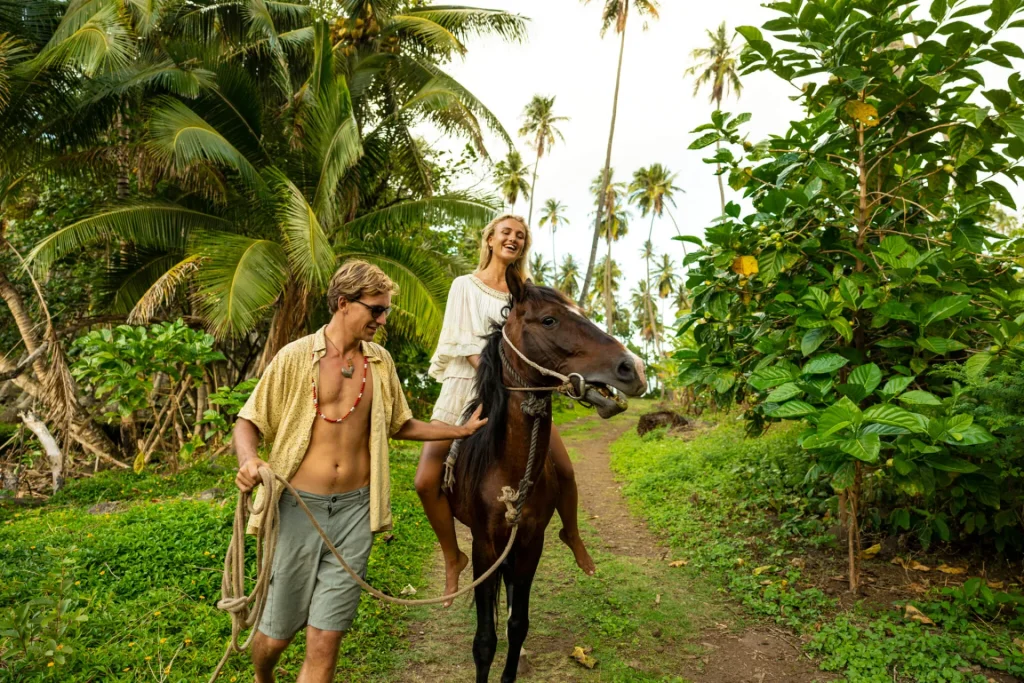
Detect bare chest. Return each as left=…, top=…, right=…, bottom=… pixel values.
left=313, top=355, right=374, bottom=422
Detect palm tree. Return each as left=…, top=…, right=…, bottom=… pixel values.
left=654, top=253, right=680, bottom=298
left=557, top=254, right=581, bottom=299
left=519, top=95, right=568, bottom=225
left=629, top=163, right=680, bottom=354
left=592, top=254, right=623, bottom=331
left=529, top=252, right=553, bottom=286
left=630, top=279, right=661, bottom=355
left=589, top=169, right=628, bottom=333
left=685, top=22, right=743, bottom=213
left=27, top=6, right=521, bottom=369
left=538, top=198, right=568, bottom=265
left=578, top=0, right=661, bottom=307
left=494, top=149, right=532, bottom=212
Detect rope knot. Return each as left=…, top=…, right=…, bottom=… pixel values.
left=520, top=393, right=549, bottom=417
left=498, top=485, right=521, bottom=524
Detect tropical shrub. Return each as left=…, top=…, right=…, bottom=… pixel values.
left=677, top=0, right=1024, bottom=589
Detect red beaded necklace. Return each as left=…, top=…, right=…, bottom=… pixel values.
left=311, top=347, right=368, bottom=424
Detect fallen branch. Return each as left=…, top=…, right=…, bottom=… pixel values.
left=19, top=410, right=64, bottom=493
left=0, top=342, right=48, bottom=382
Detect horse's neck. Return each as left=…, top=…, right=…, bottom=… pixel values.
left=503, top=392, right=553, bottom=480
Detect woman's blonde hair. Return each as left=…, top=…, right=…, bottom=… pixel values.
left=477, top=213, right=532, bottom=279
left=327, top=259, right=398, bottom=313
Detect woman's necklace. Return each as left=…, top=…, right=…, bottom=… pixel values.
left=325, top=332, right=356, bottom=378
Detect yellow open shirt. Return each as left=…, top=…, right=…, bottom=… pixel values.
left=237, top=326, right=413, bottom=535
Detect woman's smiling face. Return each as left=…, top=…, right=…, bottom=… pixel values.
left=488, top=218, right=527, bottom=265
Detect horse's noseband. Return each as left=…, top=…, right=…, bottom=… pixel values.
left=499, top=327, right=592, bottom=404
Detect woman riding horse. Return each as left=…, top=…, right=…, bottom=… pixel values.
left=416, top=214, right=595, bottom=607
left=450, top=264, right=646, bottom=682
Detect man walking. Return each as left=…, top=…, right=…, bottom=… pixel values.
left=233, top=260, right=487, bottom=683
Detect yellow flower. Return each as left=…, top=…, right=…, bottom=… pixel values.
left=48, top=662, right=54, bottom=668
left=184, top=638, right=192, bottom=645
left=165, top=665, right=171, bottom=675
left=230, top=678, right=237, bottom=682
left=56, top=644, right=63, bottom=650
left=128, top=642, right=135, bottom=647
left=99, top=570, right=105, bottom=575
left=160, top=638, right=167, bottom=644
left=123, top=668, right=131, bottom=672
left=154, top=611, right=161, bottom=616
left=145, top=656, right=152, bottom=661
left=75, top=581, right=80, bottom=586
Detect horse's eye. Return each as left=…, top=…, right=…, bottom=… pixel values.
left=541, top=316, right=558, bottom=328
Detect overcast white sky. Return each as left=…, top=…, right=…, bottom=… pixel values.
left=431, top=0, right=802, bottom=305
left=427, top=1, right=1024, bottom=318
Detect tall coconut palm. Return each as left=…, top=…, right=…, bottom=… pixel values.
left=578, top=0, right=660, bottom=307
left=654, top=252, right=680, bottom=298
left=519, top=95, right=567, bottom=225
left=630, top=279, right=661, bottom=354
left=557, top=253, right=581, bottom=299
left=592, top=253, right=623, bottom=332
left=685, top=22, right=743, bottom=213
left=529, top=252, right=552, bottom=286
left=538, top=198, right=568, bottom=265
left=590, top=169, right=627, bottom=333
left=629, top=163, right=680, bottom=354
left=493, top=149, right=531, bottom=212
left=27, top=10, right=516, bottom=369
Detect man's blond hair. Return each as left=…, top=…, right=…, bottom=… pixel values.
left=327, top=260, right=398, bottom=313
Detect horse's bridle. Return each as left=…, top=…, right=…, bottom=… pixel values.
left=500, top=326, right=590, bottom=402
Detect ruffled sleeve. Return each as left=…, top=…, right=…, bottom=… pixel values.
left=429, top=276, right=489, bottom=382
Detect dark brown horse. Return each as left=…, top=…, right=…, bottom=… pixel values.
left=447, top=267, right=646, bottom=682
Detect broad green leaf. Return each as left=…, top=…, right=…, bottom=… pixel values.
left=898, top=390, right=943, bottom=406
left=801, top=327, right=830, bottom=356
left=849, top=363, right=882, bottom=394
left=864, top=404, right=928, bottom=433
left=838, top=278, right=859, bottom=308
left=948, top=125, right=984, bottom=167
left=832, top=461, right=856, bottom=491
left=712, top=368, right=736, bottom=394
left=749, top=366, right=797, bottom=391
left=831, top=317, right=853, bottom=343
left=817, top=397, right=862, bottom=437
left=735, top=25, right=764, bottom=43
left=841, top=433, right=881, bottom=463
left=929, top=0, right=947, bottom=21
left=690, top=132, right=723, bottom=150
left=766, top=400, right=818, bottom=418
left=964, top=352, right=993, bottom=381
left=802, top=353, right=849, bottom=375
left=880, top=375, right=915, bottom=397
left=917, top=337, right=968, bottom=354
left=986, top=0, right=1010, bottom=29
left=924, top=295, right=971, bottom=325
left=811, top=159, right=846, bottom=191
left=766, top=382, right=803, bottom=402
left=926, top=454, right=979, bottom=473
left=947, top=424, right=996, bottom=446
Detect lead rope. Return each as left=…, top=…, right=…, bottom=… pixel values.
left=209, top=342, right=549, bottom=682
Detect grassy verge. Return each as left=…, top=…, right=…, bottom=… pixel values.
left=610, top=419, right=1024, bottom=683
left=0, top=446, right=435, bottom=682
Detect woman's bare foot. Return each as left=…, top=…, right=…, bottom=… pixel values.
left=559, top=528, right=596, bottom=575
left=442, top=551, right=469, bottom=607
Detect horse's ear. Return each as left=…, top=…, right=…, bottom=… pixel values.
left=506, top=263, right=526, bottom=302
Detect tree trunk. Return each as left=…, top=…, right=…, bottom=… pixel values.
left=645, top=214, right=662, bottom=356
left=20, top=410, right=63, bottom=493
left=0, top=261, right=119, bottom=460
left=258, top=278, right=310, bottom=374
left=847, top=464, right=862, bottom=593
left=580, top=20, right=628, bottom=306
left=527, top=155, right=540, bottom=226
left=604, top=230, right=613, bottom=333
left=714, top=99, right=726, bottom=214
left=551, top=227, right=557, bottom=271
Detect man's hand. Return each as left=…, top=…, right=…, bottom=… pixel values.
left=236, top=456, right=269, bottom=493
left=459, top=405, right=488, bottom=438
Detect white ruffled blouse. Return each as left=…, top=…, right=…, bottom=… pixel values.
left=428, top=274, right=510, bottom=424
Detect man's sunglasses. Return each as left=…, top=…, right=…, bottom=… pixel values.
left=351, top=300, right=392, bottom=319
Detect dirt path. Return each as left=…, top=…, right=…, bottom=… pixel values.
left=396, top=412, right=830, bottom=682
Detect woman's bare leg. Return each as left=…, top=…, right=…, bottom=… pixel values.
left=415, top=436, right=468, bottom=606
left=550, top=425, right=595, bottom=575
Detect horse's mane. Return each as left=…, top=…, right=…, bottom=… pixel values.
left=453, top=284, right=572, bottom=505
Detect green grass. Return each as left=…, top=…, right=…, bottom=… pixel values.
left=0, top=446, right=436, bottom=682
left=609, top=419, right=1024, bottom=683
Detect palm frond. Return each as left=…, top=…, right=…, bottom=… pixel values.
left=34, top=1, right=135, bottom=77
left=402, top=6, right=528, bottom=43
left=191, top=230, right=290, bottom=337
left=269, top=171, right=336, bottom=291
left=26, top=203, right=230, bottom=275
left=390, top=15, right=466, bottom=55
left=148, top=97, right=266, bottom=192
left=341, top=194, right=498, bottom=240
left=305, top=74, right=364, bottom=221
left=101, top=248, right=184, bottom=315
left=128, top=253, right=203, bottom=323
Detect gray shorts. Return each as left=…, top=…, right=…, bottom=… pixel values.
left=258, top=486, right=372, bottom=639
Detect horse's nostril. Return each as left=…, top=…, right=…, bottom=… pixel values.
left=617, top=358, right=635, bottom=380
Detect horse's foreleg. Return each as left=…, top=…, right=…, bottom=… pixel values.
left=500, top=543, right=541, bottom=683
left=472, top=546, right=500, bottom=683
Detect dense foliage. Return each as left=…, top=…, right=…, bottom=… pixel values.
left=677, top=0, right=1024, bottom=583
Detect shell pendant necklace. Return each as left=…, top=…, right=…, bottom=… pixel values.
left=326, top=331, right=356, bottom=378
